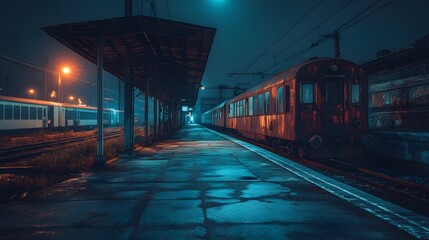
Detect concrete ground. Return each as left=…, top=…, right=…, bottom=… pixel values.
left=0, top=125, right=422, bottom=239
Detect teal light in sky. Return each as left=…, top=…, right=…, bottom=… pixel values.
left=211, top=0, right=226, bottom=4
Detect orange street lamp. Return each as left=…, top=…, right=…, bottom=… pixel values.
left=69, top=95, right=75, bottom=102
left=58, top=67, right=70, bottom=102
left=28, top=89, right=36, bottom=99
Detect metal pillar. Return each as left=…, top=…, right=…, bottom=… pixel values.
left=124, top=65, right=135, bottom=152
left=144, top=79, right=150, bottom=145
left=96, top=36, right=105, bottom=165
left=153, top=98, right=157, bottom=139
left=118, top=80, right=122, bottom=110
left=166, top=104, right=170, bottom=136
left=125, top=0, right=132, bottom=16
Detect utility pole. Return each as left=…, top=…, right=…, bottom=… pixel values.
left=323, top=32, right=341, bottom=58
left=44, top=57, right=49, bottom=100
left=333, top=31, right=341, bottom=58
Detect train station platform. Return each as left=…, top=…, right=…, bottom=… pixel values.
left=0, top=125, right=428, bottom=239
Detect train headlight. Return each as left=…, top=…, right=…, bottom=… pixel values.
left=362, top=134, right=375, bottom=148
left=309, top=135, right=323, bottom=149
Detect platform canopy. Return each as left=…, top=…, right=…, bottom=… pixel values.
left=43, top=15, right=216, bottom=107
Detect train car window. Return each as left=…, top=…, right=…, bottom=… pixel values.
left=264, top=92, right=270, bottom=114
left=249, top=97, right=253, bottom=116
left=285, top=86, right=290, bottom=112
left=253, top=96, right=258, bottom=115
left=66, top=110, right=76, bottom=120
left=237, top=101, right=240, bottom=117
left=258, top=94, right=263, bottom=114
left=21, top=106, right=29, bottom=120
left=43, top=108, right=47, bottom=118
left=351, top=84, right=360, bottom=103
left=302, top=83, right=313, bottom=104
left=244, top=99, right=248, bottom=116
left=409, top=85, right=429, bottom=105
left=38, top=108, right=43, bottom=119
left=5, top=105, right=12, bottom=120
left=325, top=82, right=341, bottom=104
left=233, top=102, right=236, bottom=117
left=13, top=106, right=20, bottom=120
left=278, top=86, right=284, bottom=113
left=80, top=111, right=97, bottom=120
left=30, top=107, right=36, bottom=120
left=382, top=91, right=391, bottom=105
left=0, top=104, right=3, bottom=120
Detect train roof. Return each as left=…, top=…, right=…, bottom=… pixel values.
left=228, top=57, right=361, bottom=103
left=0, top=95, right=107, bottom=110
left=202, top=101, right=226, bottom=115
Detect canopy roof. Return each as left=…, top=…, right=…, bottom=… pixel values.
left=43, top=15, right=216, bottom=107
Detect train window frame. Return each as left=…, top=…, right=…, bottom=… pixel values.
left=38, top=108, right=43, bottom=120
left=325, top=81, right=341, bottom=104
left=285, top=85, right=291, bottom=112
left=13, top=106, right=20, bottom=120
left=249, top=97, right=253, bottom=116
left=5, top=105, right=12, bottom=120
left=301, top=83, right=314, bottom=104
left=351, top=84, right=360, bottom=104
left=245, top=99, right=248, bottom=116
left=278, top=86, right=284, bottom=114
left=30, top=107, right=37, bottom=120
left=264, top=91, right=270, bottom=114
left=0, top=104, right=3, bottom=120
left=21, top=106, right=29, bottom=120
left=258, top=93, right=263, bottom=115
left=253, top=95, right=258, bottom=115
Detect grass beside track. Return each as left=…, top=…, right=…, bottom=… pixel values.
left=0, top=137, right=124, bottom=206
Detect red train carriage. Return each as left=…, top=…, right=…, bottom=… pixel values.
left=205, top=58, right=372, bottom=159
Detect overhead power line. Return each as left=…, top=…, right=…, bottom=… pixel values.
left=0, top=53, right=119, bottom=93
left=275, top=0, right=355, bottom=57
left=263, top=0, right=394, bottom=73
left=235, top=0, right=324, bottom=74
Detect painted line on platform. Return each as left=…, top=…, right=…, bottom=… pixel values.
left=205, top=127, right=429, bottom=239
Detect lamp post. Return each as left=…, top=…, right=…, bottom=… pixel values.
left=58, top=67, right=70, bottom=102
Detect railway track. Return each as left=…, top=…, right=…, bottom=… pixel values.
left=0, top=131, right=123, bottom=164
left=224, top=129, right=429, bottom=216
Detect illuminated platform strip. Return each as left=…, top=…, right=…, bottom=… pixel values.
left=205, top=128, right=429, bottom=239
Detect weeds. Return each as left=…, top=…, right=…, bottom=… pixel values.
left=0, top=137, right=124, bottom=206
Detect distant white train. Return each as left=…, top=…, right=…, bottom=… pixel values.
left=0, top=95, right=120, bottom=131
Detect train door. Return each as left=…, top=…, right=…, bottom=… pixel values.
left=321, top=77, right=345, bottom=135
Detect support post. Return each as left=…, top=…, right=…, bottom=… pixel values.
left=144, top=79, right=150, bottom=145
left=96, top=36, right=105, bottom=166
left=118, top=80, right=122, bottom=110
left=125, top=0, right=132, bottom=16
left=153, top=98, right=157, bottom=140
left=124, top=65, right=135, bottom=152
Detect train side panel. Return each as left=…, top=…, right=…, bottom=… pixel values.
left=0, top=100, right=49, bottom=130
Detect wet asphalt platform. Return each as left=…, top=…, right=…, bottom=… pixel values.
left=0, top=124, right=427, bottom=239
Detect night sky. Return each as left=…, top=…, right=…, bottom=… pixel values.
left=1, top=0, right=429, bottom=114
